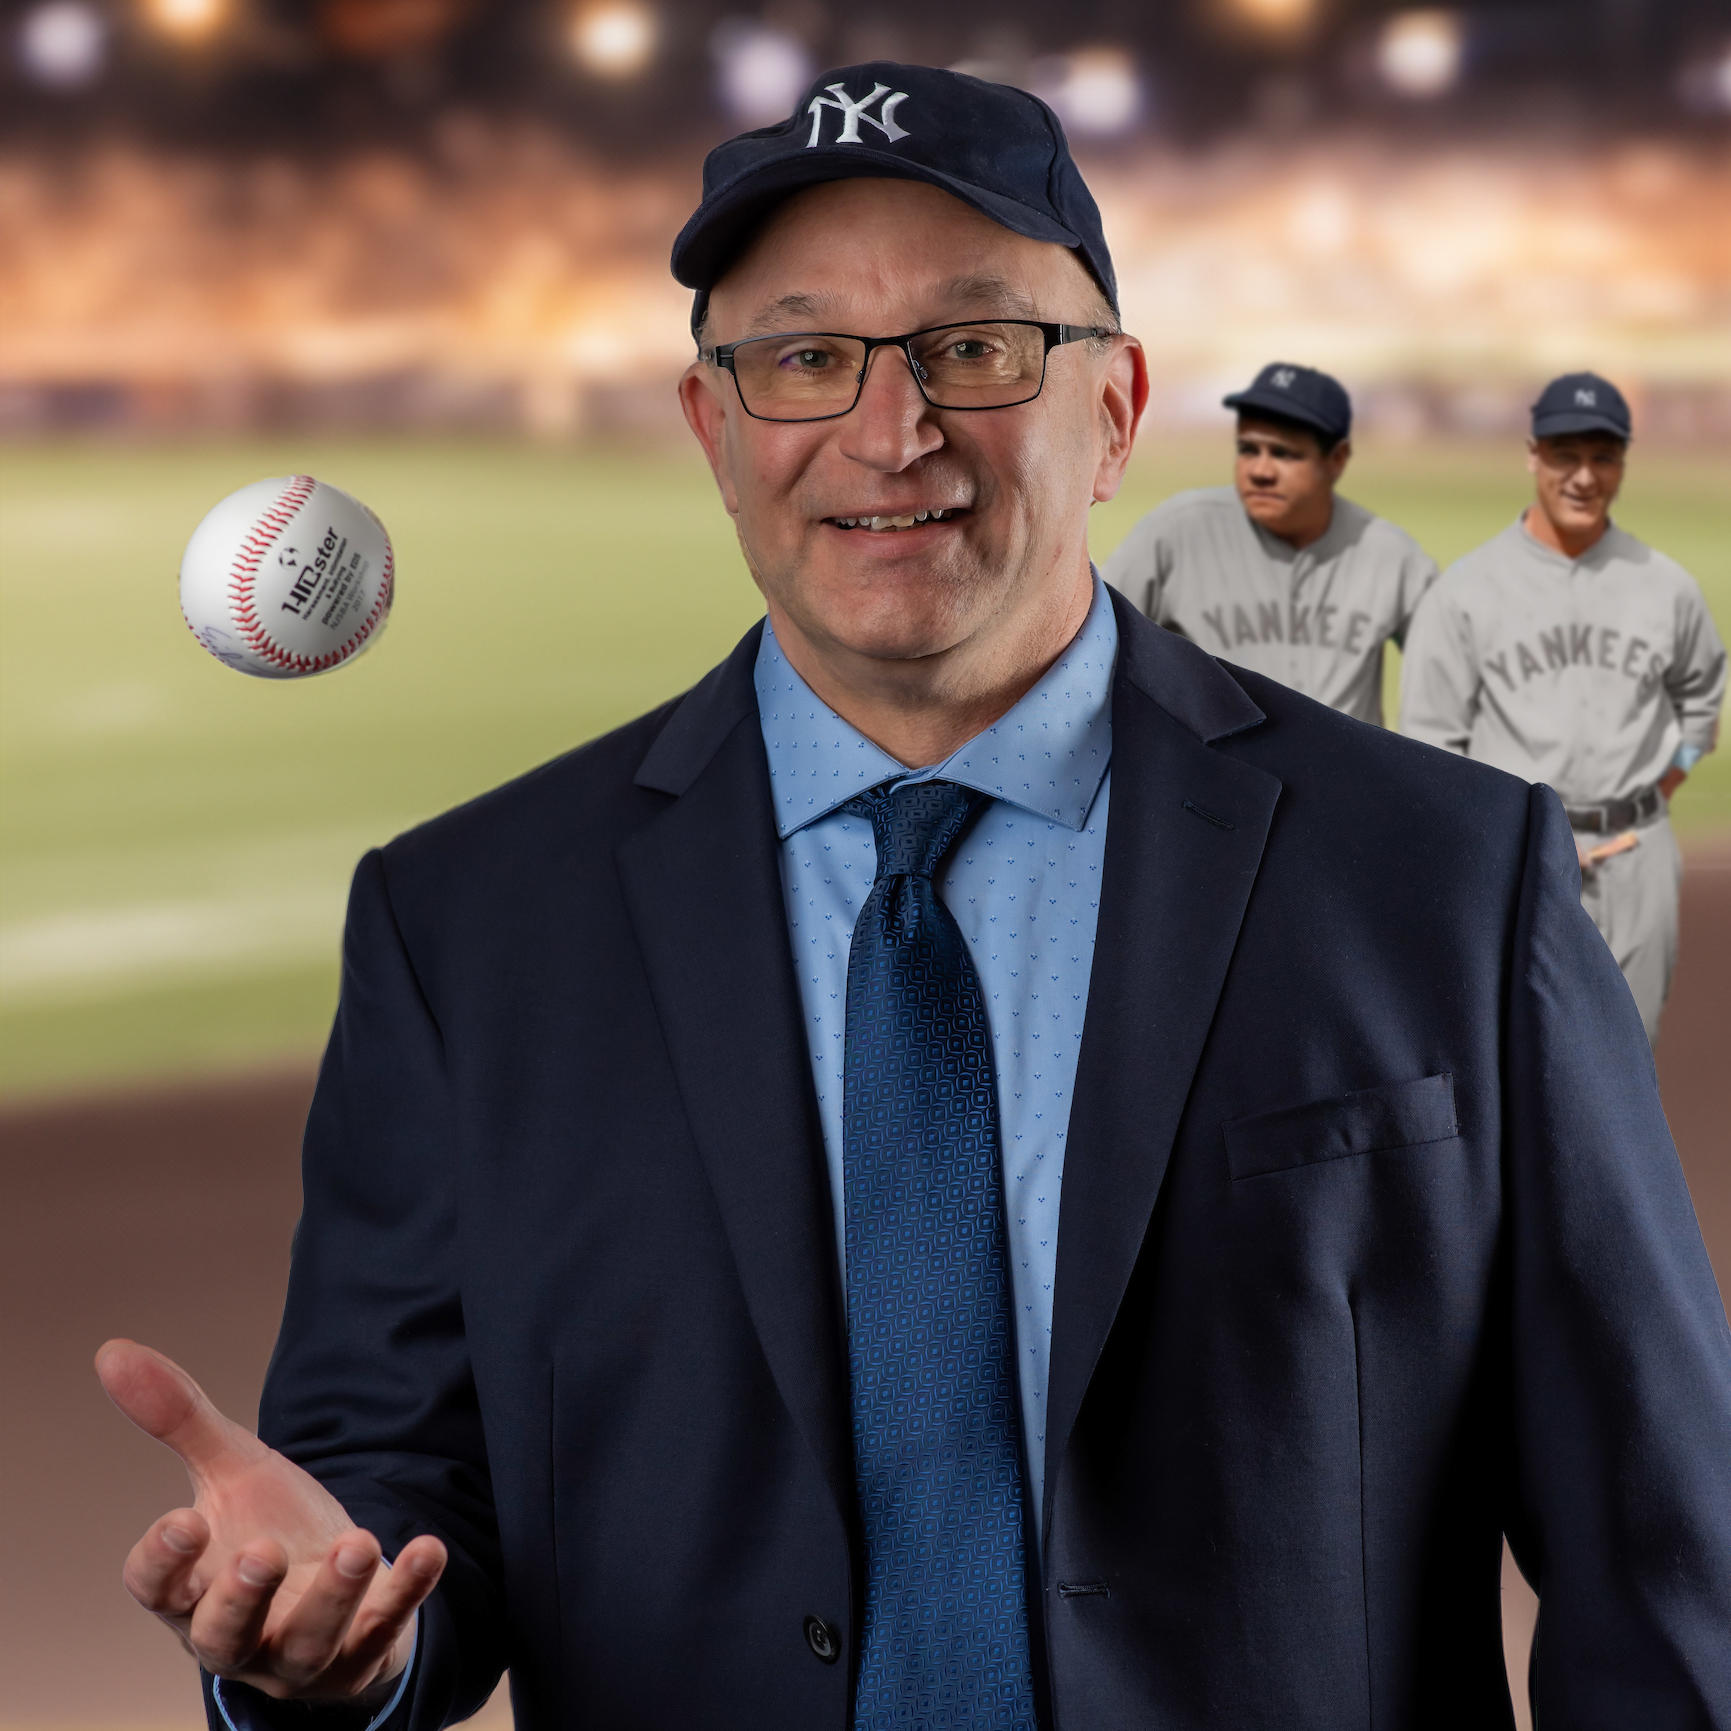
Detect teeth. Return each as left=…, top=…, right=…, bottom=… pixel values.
left=831, top=508, right=957, bottom=531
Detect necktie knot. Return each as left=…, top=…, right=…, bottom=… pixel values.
left=851, top=780, right=984, bottom=882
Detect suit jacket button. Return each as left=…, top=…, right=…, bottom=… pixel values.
left=804, top=1615, right=841, bottom=1664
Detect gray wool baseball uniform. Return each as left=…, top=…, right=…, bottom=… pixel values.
left=1101, top=487, right=1438, bottom=726
left=1401, top=515, right=1726, bottom=1042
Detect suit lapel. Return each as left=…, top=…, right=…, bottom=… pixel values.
left=1042, top=600, right=1282, bottom=1540
left=618, top=634, right=854, bottom=1527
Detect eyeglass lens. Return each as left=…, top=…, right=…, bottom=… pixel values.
left=729, top=322, right=1048, bottom=420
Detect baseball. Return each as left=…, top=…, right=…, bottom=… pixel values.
left=178, top=475, right=394, bottom=679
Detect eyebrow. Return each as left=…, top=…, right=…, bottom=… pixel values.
left=741, top=291, right=835, bottom=336
left=937, top=273, right=1042, bottom=319
left=737, top=273, right=1044, bottom=339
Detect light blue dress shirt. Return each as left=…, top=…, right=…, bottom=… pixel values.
left=757, top=577, right=1115, bottom=1519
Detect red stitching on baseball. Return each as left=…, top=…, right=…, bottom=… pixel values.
left=223, top=475, right=389, bottom=674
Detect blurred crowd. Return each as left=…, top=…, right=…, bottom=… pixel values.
left=3, top=0, right=1729, bottom=439
left=2, top=128, right=1727, bottom=440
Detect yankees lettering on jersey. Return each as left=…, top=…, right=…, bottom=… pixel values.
left=1401, top=519, right=1726, bottom=807
left=1196, top=599, right=1377, bottom=657
left=807, top=83, right=911, bottom=148
left=1100, top=487, right=1438, bottom=727
left=1482, top=618, right=1668, bottom=707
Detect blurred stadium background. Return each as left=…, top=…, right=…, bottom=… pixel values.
left=1, top=0, right=1727, bottom=1726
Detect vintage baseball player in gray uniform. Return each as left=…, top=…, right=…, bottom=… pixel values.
left=1103, top=362, right=1438, bottom=725
left=1402, top=373, right=1725, bottom=1042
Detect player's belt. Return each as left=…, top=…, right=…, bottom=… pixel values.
left=1564, top=785, right=1661, bottom=834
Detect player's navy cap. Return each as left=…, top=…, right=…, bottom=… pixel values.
left=1223, top=362, right=1352, bottom=443
left=1531, top=372, right=1631, bottom=441
left=672, top=62, right=1118, bottom=336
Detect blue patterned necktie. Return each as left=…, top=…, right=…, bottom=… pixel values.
left=842, top=780, right=1038, bottom=1730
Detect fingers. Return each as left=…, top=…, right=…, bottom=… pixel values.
left=140, top=1525, right=448, bottom=1698
left=269, top=1532, right=447, bottom=1694
left=126, top=1514, right=294, bottom=1680
left=186, top=1540, right=289, bottom=1674
left=267, top=1532, right=385, bottom=1685
left=96, top=1340, right=265, bottom=1483
left=123, top=1508, right=211, bottom=1617
left=342, top=1536, right=448, bottom=1671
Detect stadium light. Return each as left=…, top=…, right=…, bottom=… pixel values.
left=711, top=20, right=811, bottom=125
left=1676, top=39, right=1731, bottom=114
left=1224, top=0, right=1319, bottom=42
left=569, top=3, right=655, bottom=79
left=1377, top=11, right=1464, bottom=99
left=1031, top=48, right=1144, bottom=139
left=144, top=0, right=228, bottom=41
left=18, top=0, right=107, bottom=87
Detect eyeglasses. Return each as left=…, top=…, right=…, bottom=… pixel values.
left=700, top=320, right=1114, bottom=423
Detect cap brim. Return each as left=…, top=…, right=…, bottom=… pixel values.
left=1532, top=412, right=1629, bottom=440
left=1222, top=388, right=1345, bottom=440
left=672, top=149, right=1082, bottom=292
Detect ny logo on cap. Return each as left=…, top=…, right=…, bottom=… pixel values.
left=1271, top=367, right=1296, bottom=389
left=806, top=83, right=912, bottom=148
left=1575, top=387, right=1598, bottom=406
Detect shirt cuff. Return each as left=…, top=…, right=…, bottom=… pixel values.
left=1672, top=742, right=1704, bottom=774
left=210, top=1607, right=418, bottom=1731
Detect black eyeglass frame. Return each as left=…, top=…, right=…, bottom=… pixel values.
left=699, top=320, right=1115, bottom=423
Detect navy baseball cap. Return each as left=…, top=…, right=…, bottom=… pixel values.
left=1224, top=362, right=1352, bottom=443
left=672, top=62, right=1118, bottom=337
left=1531, top=372, right=1631, bottom=441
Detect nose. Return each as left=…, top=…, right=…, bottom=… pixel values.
left=835, top=343, right=944, bottom=472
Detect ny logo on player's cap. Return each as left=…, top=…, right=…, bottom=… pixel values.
left=1575, top=388, right=1598, bottom=406
left=806, top=83, right=912, bottom=147
left=1272, top=367, right=1296, bottom=389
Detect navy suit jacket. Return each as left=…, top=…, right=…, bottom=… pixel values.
left=227, top=594, right=1731, bottom=1729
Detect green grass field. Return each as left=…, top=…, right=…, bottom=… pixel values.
left=3, top=433, right=1727, bottom=1099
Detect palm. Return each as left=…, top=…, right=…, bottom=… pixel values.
left=185, top=1442, right=351, bottom=1625
left=98, top=1339, right=446, bottom=1703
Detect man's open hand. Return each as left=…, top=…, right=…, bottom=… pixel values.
left=96, top=1339, right=447, bottom=1704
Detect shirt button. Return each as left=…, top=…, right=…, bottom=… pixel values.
left=804, top=1615, right=841, bottom=1664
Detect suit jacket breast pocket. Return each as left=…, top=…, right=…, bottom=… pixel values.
left=1223, top=1072, right=1458, bottom=1181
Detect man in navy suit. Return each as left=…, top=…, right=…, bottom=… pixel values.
left=102, top=64, right=1731, bottom=1730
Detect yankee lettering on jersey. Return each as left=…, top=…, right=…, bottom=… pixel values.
left=1481, top=617, right=1673, bottom=708
left=1194, top=599, right=1380, bottom=658
left=1401, top=519, right=1726, bottom=807
left=1101, top=486, right=1438, bottom=727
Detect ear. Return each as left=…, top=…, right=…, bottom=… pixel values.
left=1092, top=335, right=1148, bottom=505
left=1525, top=438, right=1541, bottom=478
left=1326, top=438, right=1352, bottom=482
left=679, top=363, right=741, bottom=517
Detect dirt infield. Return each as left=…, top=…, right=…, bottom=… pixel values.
left=3, top=861, right=1725, bottom=1728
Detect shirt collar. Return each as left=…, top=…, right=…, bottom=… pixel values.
left=754, top=573, right=1117, bottom=841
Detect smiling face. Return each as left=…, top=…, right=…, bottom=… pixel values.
left=1527, top=433, right=1626, bottom=553
left=679, top=177, right=1144, bottom=761
left=1232, top=415, right=1350, bottom=549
